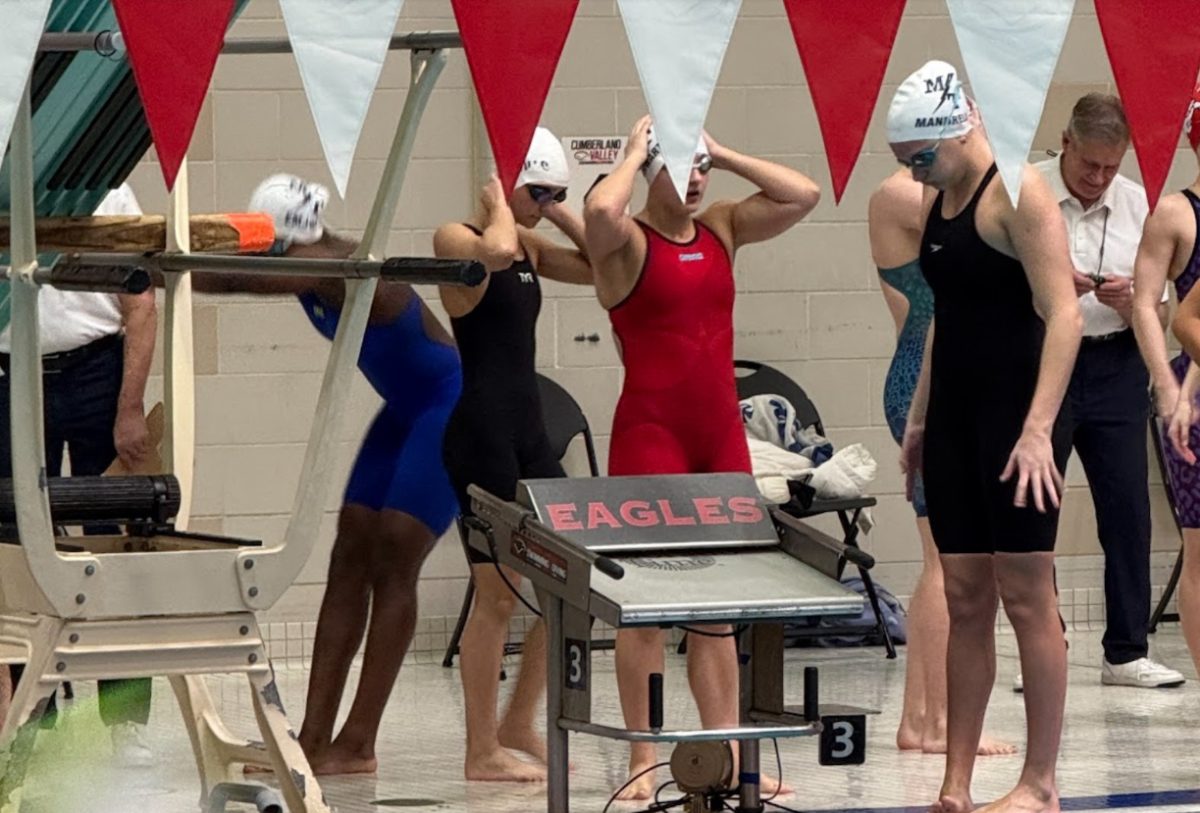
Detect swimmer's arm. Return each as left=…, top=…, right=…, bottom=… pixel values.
left=161, top=234, right=356, bottom=295
left=584, top=156, right=642, bottom=264
left=543, top=202, right=588, bottom=255
left=520, top=208, right=593, bottom=286
left=1177, top=361, right=1200, bottom=412
left=585, top=116, right=651, bottom=264
left=1007, top=167, right=1082, bottom=435
left=1173, top=272, right=1200, bottom=364
left=706, top=139, right=820, bottom=249
left=1136, top=201, right=1188, bottom=406
left=432, top=207, right=520, bottom=274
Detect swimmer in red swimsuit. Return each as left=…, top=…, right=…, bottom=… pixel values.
left=583, top=115, right=820, bottom=801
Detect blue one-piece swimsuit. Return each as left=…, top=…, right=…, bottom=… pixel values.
left=878, top=259, right=933, bottom=518
left=298, top=291, right=462, bottom=536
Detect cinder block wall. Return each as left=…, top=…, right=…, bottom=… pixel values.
left=124, top=0, right=1191, bottom=648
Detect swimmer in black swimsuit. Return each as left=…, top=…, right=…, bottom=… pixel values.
left=888, top=63, right=1081, bottom=813
left=436, top=128, right=593, bottom=782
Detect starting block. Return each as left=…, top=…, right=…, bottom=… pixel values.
left=467, top=472, right=877, bottom=813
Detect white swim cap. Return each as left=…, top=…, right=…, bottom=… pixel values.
left=887, top=60, right=973, bottom=144
left=515, top=127, right=570, bottom=189
left=642, top=125, right=710, bottom=183
left=248, top=174, right=329, bottom=250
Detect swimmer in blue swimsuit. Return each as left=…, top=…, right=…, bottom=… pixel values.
left=868, top=170, right=1012, bottom=758
left=192, top=174, right=462, bottom=775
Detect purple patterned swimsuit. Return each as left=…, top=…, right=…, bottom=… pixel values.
left=1162, top=189, right=1200, bottom=527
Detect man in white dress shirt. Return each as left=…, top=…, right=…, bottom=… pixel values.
left=0, top=182, right=158, bottom=764
left=1024, top=94, right=1184, bottom=690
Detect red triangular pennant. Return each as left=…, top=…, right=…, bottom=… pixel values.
left=1095, top=0, right=1200, bottom=210
left=782, top=0, right=906, bottom=203
left=451, top=0, right=580, bottom=196
left=112, top=0, right=236, bottom=190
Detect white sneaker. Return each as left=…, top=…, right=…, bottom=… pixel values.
left=1012, top=672, right=1023, bottom=693
left=1101, top=657, right=1186, bottom=689
left=110, top=722, right=154, bottom=767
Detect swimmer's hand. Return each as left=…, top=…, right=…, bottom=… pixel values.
left=899, top=423, right=924, bottom=504
left=1154, top=381, right=1182, bottom=420
left=481, top=173, right=507, bottom=213
left=701, top=130, right=729, bottom=171
left=626, top=115, right=652, bottom=164
left=1168, top=396, right=1198, bottom=464
left=1000, top=427, right=1063, bottom=512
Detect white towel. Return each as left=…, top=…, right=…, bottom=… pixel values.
left=747, top=435, right=814, bottom=503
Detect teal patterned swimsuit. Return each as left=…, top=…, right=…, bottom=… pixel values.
left=878, top=259, right=933, bottom=517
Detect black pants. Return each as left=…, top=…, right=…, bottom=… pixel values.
left=1064, top=330, right=1152, bottom=665
left=1, top=335, right=152, bottom=726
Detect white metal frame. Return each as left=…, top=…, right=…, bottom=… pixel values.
left=0, top=38, right=453, bottom=813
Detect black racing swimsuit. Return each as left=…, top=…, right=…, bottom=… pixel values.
left=919, top=164, right=1070, bottom=554
left=442, top=227, right=565, bottom=559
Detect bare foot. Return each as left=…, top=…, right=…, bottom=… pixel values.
left=759, top=773, right=794, bottom=798
left=308, top=743, right=378, bottom=776
left=975, top=784, right=1058, bottom=813
left=897, top=723, right=924, bottom=751
left=498, top=724, right=548, bottom=765
left=464, top=747, right=547, bottom=782
left=976, top=735, right=1018, bottom=757
left=929, top=793, right=974, bottom=813
left=616, top=760, right=660, bottom=802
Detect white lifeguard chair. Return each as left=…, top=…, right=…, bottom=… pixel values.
left=0, top=29, right=466, bottom=813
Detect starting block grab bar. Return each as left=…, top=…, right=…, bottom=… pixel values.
left=63, top=252, right=486, bottom=287
left=32, top=263, right=150, bottom=294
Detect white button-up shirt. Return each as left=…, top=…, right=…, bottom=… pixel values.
left=1035, top=155, right=1156, bottom=337
left=0, top=184, right=140, bottom=356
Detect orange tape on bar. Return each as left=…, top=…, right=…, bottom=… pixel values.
left=226, top=212, right=276, bottom=253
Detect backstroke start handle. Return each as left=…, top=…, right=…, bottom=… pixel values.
left=594, top=555, right=625, bottom=580
left=649, top=673, right=664, bottom=733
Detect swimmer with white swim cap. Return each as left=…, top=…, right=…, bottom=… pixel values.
left=887, top=60, right=1081, bottom=813
left=435, top=125, right=594, bottom=783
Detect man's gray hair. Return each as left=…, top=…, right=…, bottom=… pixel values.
left=1066, top=93, right=1130, bottom=145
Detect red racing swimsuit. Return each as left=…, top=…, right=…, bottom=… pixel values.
left=607, top=219, right=751, bottom=477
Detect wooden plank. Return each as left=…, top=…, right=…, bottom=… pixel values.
left=0, top=213, right=274, bottom=254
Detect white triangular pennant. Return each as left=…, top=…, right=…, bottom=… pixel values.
left=617, top=0, right=741, bottom=202
left=279, top=0, right=406, bottom=197
left=947, top=0, right=1074, bottom=205
left=0, top=0, right=53, bottom=163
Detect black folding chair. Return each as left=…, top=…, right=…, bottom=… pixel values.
left=734, top=359, right=896, bottom=658
left=1149, top=414, right=1185, bottom=633
left=442, top=374, right=606, bottom=667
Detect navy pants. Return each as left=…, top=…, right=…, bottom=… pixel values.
left=1064, top=330, right=1153, bottom=665
left=1, top=335, right=152, bottom=726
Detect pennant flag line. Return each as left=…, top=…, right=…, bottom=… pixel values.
left=782, top=0, right=907, bottom=203
left=1095, top=0, right=1200, bottom=210
left=112, top=0, right=236, bottom=190
left=947, top=0, right=1074, bottom=206
left=617, top=0, right=742, bottom=203
left=280, top=0, right=407, bottom=198
left=452, top=0, right=580, bottom=196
